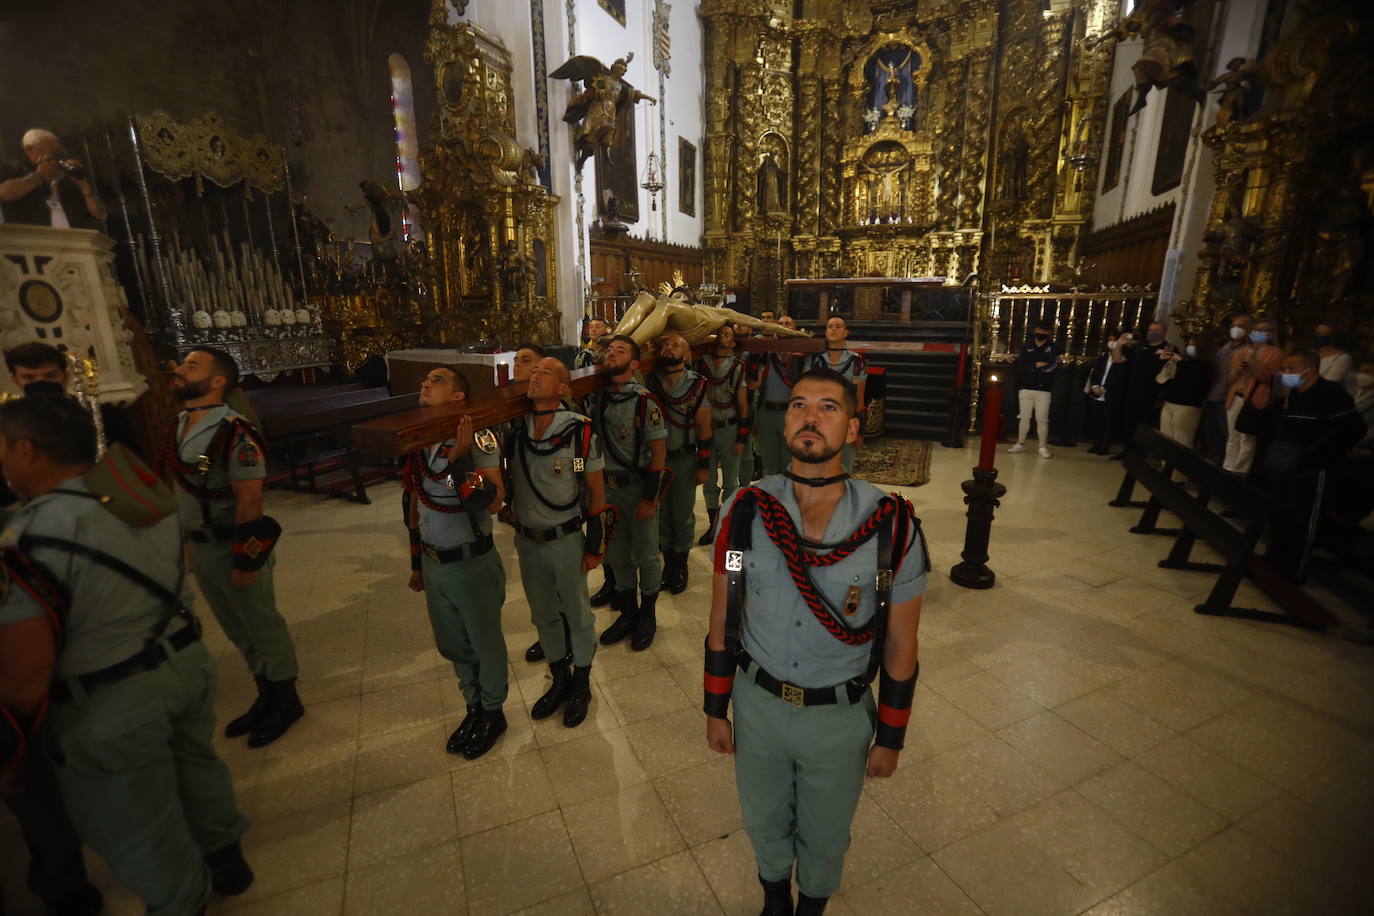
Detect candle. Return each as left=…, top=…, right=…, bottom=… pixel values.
left=978, top=373, right=1003, bottom=471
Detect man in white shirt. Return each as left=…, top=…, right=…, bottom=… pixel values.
left=0, top=129, right=106, bottom=230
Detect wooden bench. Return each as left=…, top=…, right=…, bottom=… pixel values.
left=1119, top=426, right=1336, bottom=629
left=258, top=389, right=415, bottom=504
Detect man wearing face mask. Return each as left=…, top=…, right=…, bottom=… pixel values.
left=1115, top=321, right=1169, bottom=460
left=1155, top=337, right=1211, bottom=449
left=1264, top=351, right=1366, bottom=579
left=1204, top=314, right=1252, bottom=465
left=1085, top=334, right=1130, bottom=455
left=4, top=342, right=143, bottom=461
left=1224, top=318, right=1283, bottom=475
left=1009, top=322, right=1059, bottom=458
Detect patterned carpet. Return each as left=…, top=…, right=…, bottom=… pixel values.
left=854, top=437, right=934, bottom=487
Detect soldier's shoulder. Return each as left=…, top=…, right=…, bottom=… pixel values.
left=474, top=427, right=500, bottom=455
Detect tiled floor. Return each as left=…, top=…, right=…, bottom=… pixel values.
left=4, top=439, right=1373, bottom=915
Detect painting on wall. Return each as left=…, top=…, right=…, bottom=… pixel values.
left=679, top=137, right=696, bottom=217
left=595, top=100, right=639, bottom=222
left=598, top=0, right=626, bottom=27
left=1102, top=89, right=1131, bottom=193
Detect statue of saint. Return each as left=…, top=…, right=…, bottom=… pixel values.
left=1202, top=209, right=1257, bottom=301
left=997, top=134, right=1029, bottom=201
left=551, top=52, right=657, bottom=169
left=500, top=239, right=530, bottom=304
left=757, top=153, right=785, bottom=216
left=1089, top=0, right=1205, bottom=114
left=1207, top=57, right=1259, bottom=128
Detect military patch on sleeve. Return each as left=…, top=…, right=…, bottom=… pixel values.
left=647, top=403, right=663, bottom=426
left=235, top=436, right=261, bottom=468
left=475, top=428, right=499, bottom=455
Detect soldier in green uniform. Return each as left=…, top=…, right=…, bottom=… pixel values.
left=0, top=398, right=253, bottom=915
left=645, top=332, right=712, bottom=594
left=586, top=335, right=668, bottom=650
left=403, top=367, right=509, bottom=759
left=505, top=357, right=611, bottom=727
left=165, top=348, right=302, bottom=747
left=755, top=325, right=805, bottom=479
left=809, top=317, right=867, bottom=473
left=695, top=322, right=752, bottom=545
left=704, top=367, right=927, bottom=916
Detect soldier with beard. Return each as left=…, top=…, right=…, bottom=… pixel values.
left=164, top=349, right=302, bottom=748
left=645, top=332, right=712, bottom=594
left=586, top=335, right=668, bottom=650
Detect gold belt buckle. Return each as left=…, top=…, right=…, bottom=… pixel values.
left=424, top=545, right=440, bottom=563
left=781, top=683, right=805, bottom=707
left=607, top=475, right=619, bottom=490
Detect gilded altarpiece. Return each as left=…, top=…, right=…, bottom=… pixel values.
left=701, top=1, right=1108, bottom=312
left=415, top=9, right=560, bottom=346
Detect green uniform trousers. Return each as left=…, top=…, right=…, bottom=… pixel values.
left=605, top=478, right=662, bottom=594
left=4, top=730, right=89, bottom=907
left=703, top=422, right=742, bottom=511
left=46, top=639, right=247, bottom=915
left=731, top=671, right=875, bottom=898
left=421, top=548, right=509, bottom=710
left=515, top=531, right=597, bottom=667
left=192, top=543, right=299, bottom=681
left=756, top=406, right=789, bottom=477
left=659, top=454, right=699, bottom=553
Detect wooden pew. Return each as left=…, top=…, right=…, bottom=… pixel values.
left=1119, top=426, right=1336, bottom=629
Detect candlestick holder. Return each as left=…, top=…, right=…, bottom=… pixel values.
left=950, top=466, right=1007, bottom=589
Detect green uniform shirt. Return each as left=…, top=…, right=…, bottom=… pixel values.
left=698, top=354, right=745, bottom=421
left=0, top=477, right=191, bottom=677
left=416, top=432, right=502, bottom=549
left=811, top=347, right=865, bottom=385
left=588, top=382, right=666, bottom=473
left=173, top=404, right=266, bottom=532
left=762, top=354, right=799, bottom=405
left=649, top=369, right=707, bottom=453
left=723, top=476, right=927, bottom=688
left=507, top=409, right=604, bottom=530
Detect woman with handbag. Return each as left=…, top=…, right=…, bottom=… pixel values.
left=1223, top=318, right=1283, bottom=475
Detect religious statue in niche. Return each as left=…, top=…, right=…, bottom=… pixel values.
left=996, top=134, right=1029, bottom=201
left=1202, top=206, right=1258, bottom=301
left=863, top=45, right=919, bottom=133
left=550, top=52, right=657, bottom=169
left=757, top=152, right=786, bottom=216
left=858, top=142, right=911, bottom=223
left=457, top=204, right=490, bottom=297
left=1207, top=57, right=1261, bottom=128
left=1089, top=0, right=1205, bottom=115
left=500, top=239, right=530, bottom=304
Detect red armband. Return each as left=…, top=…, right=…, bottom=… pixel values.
left=703, top=637, right=735, bottom=719
left=874, top=663, right=919, bottom=750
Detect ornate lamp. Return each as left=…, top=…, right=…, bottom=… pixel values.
left=640, top=149, right=665, bottom=226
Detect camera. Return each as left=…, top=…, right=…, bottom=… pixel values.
left=57, top=160, right=87, bottom=181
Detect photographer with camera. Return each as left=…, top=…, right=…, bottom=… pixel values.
left=0, top=129, right=106, bottom=230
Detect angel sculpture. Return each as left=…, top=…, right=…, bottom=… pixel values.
left=1087, top=0, right=1205, bottom=115
left=612, top=274, right=811, bottom=349
left=550, top=52, right=657, bottom=169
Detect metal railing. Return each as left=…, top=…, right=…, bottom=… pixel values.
left=983, top=284, right=1159, bottom=366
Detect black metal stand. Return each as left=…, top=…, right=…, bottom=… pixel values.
left=950, top=466, right=1007, bottom=589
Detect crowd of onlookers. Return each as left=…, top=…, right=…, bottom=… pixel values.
left=1011, top=313, right=1370, bottom=583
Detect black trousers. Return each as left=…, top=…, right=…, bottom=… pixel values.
left=1088, top=395, right=1122, bottom=452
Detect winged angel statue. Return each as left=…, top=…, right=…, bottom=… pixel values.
left=550, top=52, right=657, bottom=169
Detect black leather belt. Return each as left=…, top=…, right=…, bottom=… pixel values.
left=666, top=443, right=697, bottom=458
left=739, top=651, right=865, bottom=708
left=762, top=399, right=789, bottom=411
left=712, top=416, right=738, bottom=429
left=605, top=469, right=641, bottom=489
left=421, top=534, right=495, bottom=564
left=516, top=516, right=583, bottom=544
left=51, top=620, right=201, bottom=704
left=188, top=526, right=235, bottom=543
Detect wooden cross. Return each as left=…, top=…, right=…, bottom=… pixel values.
left=350, top=337, right=825, bottom=457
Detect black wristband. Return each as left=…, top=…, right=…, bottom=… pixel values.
left=697, top=436, right=714, bottom=470
left=640, top=468, right=662, bottom=503
left=874, top=662, right=919, bottom=750
left=703, top=636, right=735, bottom=719
left=409, top=528, right=422, bottom=571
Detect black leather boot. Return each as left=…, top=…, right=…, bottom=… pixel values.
left=205, top=839, right=254, bottom=896
left=698, top=508, right=719, bottom=546
left=563, top=664, right=592, bottom=727
left=224, top=673, right=268, bottom=738
left=247, top=678, right=304, bottom=748
left=795, top=892, right=828, bottom=915
left=599, top=590, right=639, bottom=646
left=630, top=591, right=658, bottom=651
left=758, top=874, right=793, bottom=916
left=524, top=639, right=546, bottom=663
left=532, top=659, right=571, bottom=719
left=668, top=552, right=689, bottom=595
left=461, top=708, right=507, bottom=759
left=446, top=703, right=482, bottom=754
left=590, top=567, right=617, bottom=607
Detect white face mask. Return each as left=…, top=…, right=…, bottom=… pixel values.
left=1185, top=345, right=1197, bottom=358
left=1107, top=340, right=1119, bottom=351
left=1230, top=326, right=1246, bottom=340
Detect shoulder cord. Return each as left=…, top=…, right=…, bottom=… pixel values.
left=702, top=358, right=743, bottom=408
left=509, top=419, right=589, bottom=513
left=769, top=353, right=800, bottom=389
left=592, top=389, right=646, bottom=472
left=404, top=450, right=483, bottom=538
left=162, top=418, right=266, bottom=530
left=648, top=374, right=706, bottom=432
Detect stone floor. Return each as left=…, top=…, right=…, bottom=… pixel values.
left=4, top=439, right=1374, bottom=915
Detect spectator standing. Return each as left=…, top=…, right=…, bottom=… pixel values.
left=1204, top=314, right=1253, bottom=464
left=1223, top=317, right=1283, bottom=475
left=1117, top=321, right=1169, bottom=459
left=0, top=129, right=105, bottom=230
left=1314, top=322, right=1356, bottom=395
left=1008, top=321, right=1059, bottom=458
left=1155, top=338, right=1211, bottom=449
left=1085, top=334, right=1129, bottom=455
left=1263, top=351, right=1367, bottom=580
